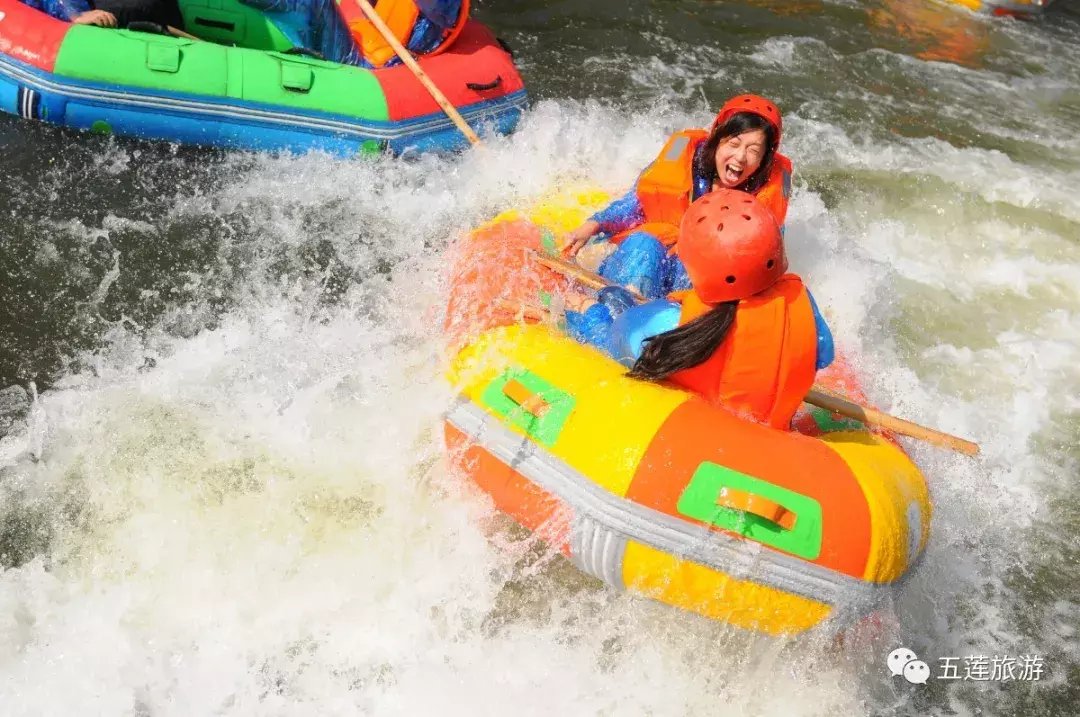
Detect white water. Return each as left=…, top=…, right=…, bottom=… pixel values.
left=3, top=15, right=1080, bottom=714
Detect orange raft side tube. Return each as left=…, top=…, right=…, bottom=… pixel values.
left=442, top=193, right=933, bottom=635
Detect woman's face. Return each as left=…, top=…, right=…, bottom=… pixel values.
left=712, top=129, right=767, bottom=188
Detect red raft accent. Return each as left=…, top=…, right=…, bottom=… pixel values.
left=0, top=0, right=69, bottom=72
left=376, top=20, right=525, bottom=122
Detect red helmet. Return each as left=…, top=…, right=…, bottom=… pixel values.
left=712, top=94, right=783, bottom=143
left=677, top=189, right=787, bottom=304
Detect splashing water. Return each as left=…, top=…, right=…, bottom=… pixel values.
left=1, top=0, right=1079, bottom=714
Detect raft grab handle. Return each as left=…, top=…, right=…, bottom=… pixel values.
left=716, top=487, right=796, bottom=530
left=502, top=378, right=549, bottom=417
left=280, top=63, right=314, bottom=93
left=467, top=76, right=503, bottom=92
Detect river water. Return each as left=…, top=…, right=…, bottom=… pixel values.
left=1, top=0, right=1078, bottom=714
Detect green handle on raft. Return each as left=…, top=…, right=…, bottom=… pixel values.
left=529, top=241, right=981, bottom=457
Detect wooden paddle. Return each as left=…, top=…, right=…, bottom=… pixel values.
left=534, top=252, right=646, bottom=303
left=803, top=387, right=979, bottom=456
left=354, top=0, right=481, bottom=146
left=528, top=247, right=980, bottom=456
left=165, top=25, right=199, bottom=40
left=126, top=20, right=201, bottom=41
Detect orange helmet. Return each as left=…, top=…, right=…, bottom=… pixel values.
left=712, top=94, right=783, bottom=143
left=677, top=189, right=787, bottom=304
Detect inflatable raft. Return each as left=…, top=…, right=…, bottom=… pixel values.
left=0, top=0, right=526, bottom=154
left=945, top=0, right=1054, bottom=18
left=444, top=190, right=932, bottom=635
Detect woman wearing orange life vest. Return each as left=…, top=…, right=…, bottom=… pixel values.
left=562, top=189, right=833, bottom=429
left=562, top=94, right=793, bottom=301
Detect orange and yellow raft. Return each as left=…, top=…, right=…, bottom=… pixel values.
left=945, top=0, right=1053, bottom=17
left=443, top=190, right=932, bottom=635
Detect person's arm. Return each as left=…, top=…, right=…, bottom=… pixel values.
left=71, top=9, right=117, bottom=25
left=589, top=186, right=645, bottom=236
left=563, top=186, right=645, bottom=257
left=807, top=291, right=834, bottom=370
left=561, top=219, right=600, bottom=257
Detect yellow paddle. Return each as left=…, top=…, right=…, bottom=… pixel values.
left=528, top=246, right=980, bottom=456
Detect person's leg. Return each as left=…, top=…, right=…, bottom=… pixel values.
left=597, top=231, right=667, bottom=300
left=661, top=252, right=691, bottom=295
left=595, top=286, right=638, bottom=316
left=564, top=303, right=615, bottom=351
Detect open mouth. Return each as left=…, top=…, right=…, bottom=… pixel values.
left=724, top=163, right=743, bottom=184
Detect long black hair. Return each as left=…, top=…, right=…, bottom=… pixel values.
left=694, top=112, right=779, bottom=196
left=627, top=301, right=739, bottom=382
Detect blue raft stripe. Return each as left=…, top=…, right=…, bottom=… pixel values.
left=0, top=51, right=527, bottom=152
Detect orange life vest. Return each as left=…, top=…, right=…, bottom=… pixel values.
left=755, top=154, right=793, bottom=228
left=338, top=0, right=470, bottom=69
left=637, top=129, right=708, bottom=227
left=667, top=274, right=817, bottom=429
left=626, top=129, right=793, bottom=246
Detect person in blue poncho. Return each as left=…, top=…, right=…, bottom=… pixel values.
left=561, top=189, right=834, bottom=430
left=238, top=0, right=466, bottom=67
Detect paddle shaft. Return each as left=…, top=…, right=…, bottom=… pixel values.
left=534, top=253, right=646, bottom=302
left=354, top=0, right=482, bottom=146
left=126, top=20, right=201, bottom=40
left=529, top=249, right=981, bottom=456
left=804, top=389, right=980, bottom=456
left=166, top=25, right=200, bottom=40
